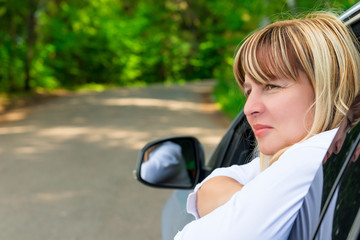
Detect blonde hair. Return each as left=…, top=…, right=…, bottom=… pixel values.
left=233, top=13, right=360, bottom=170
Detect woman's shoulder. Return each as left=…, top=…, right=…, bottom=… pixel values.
left=293, top=128, right=339, bottom=150
left=273, top=128, right=339, bottom=170
left=277, top=128, right=338, bottom=163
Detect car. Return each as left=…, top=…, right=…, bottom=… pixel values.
left=134, top=2, right=360, bottom=239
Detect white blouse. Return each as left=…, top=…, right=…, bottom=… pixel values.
left=174, top=128, right=338, bottom=240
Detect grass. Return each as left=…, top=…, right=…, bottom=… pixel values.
left=0, top=79, right=245, bottom=120
left=0, top=89, right=70, bottom=114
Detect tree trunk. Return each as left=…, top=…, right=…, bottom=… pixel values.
left=24, top=0, right=38, bottom=92
left=8, top=14, right=16, bottom=92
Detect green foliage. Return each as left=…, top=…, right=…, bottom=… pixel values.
left=213, top=77, right=247, bottom=119
left=0, top=0, right=358, bottom=116
left=212, top=0, right=358, bottom=119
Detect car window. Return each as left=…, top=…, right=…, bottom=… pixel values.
left=219, top=114, right=255, bottom=167
left=329, top=141, right=360, bottom=239
left=321, top=124, right=360, bottom=206
left=311, top=123, right=360, bottom=239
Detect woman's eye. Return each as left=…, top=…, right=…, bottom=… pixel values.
left=265, top=84, right=279, bottom=90
left=244, top=89, right=251, bottom=97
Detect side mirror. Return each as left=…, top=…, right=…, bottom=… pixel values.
left=134, top=136, right=205, bottom=189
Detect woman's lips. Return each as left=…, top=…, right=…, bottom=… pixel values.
left=252, top=124, right=273, bottom=137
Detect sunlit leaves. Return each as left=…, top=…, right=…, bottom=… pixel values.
left=0, top=0, right=357, bottom=94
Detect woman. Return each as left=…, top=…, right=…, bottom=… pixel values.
left=175, top=13, right=360, bottom=240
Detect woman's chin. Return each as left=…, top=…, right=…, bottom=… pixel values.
left=258, top=145, right=277, bottom=156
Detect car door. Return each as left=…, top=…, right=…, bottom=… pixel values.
left=161, top=110, right=255, bottom=240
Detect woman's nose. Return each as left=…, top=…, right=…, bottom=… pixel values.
left=244, top=91, right=264, bottom=117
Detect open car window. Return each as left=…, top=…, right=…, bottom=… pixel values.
left=206, top=110, right=255, bottom=170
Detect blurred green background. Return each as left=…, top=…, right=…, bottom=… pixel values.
left=0, top=0, right=357, bottom=118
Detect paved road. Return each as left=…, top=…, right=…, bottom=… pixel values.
left=0, top=81, right=228, bottom=240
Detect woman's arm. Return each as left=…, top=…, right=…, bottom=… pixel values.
left=197, top=176, right=243, bottom=217
left=185, top=159, right=260, bottom=219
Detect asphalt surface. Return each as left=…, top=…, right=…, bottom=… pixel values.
left=0, top=81, right=229, bottom=240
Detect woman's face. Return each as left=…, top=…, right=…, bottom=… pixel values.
left=243, top=71, right=315, bottom=155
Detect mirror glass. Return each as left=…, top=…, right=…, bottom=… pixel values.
left=139, top=138, right=198, bottom=188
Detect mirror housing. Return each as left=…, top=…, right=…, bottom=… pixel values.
left=135, top=136, right=205, bottom=189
